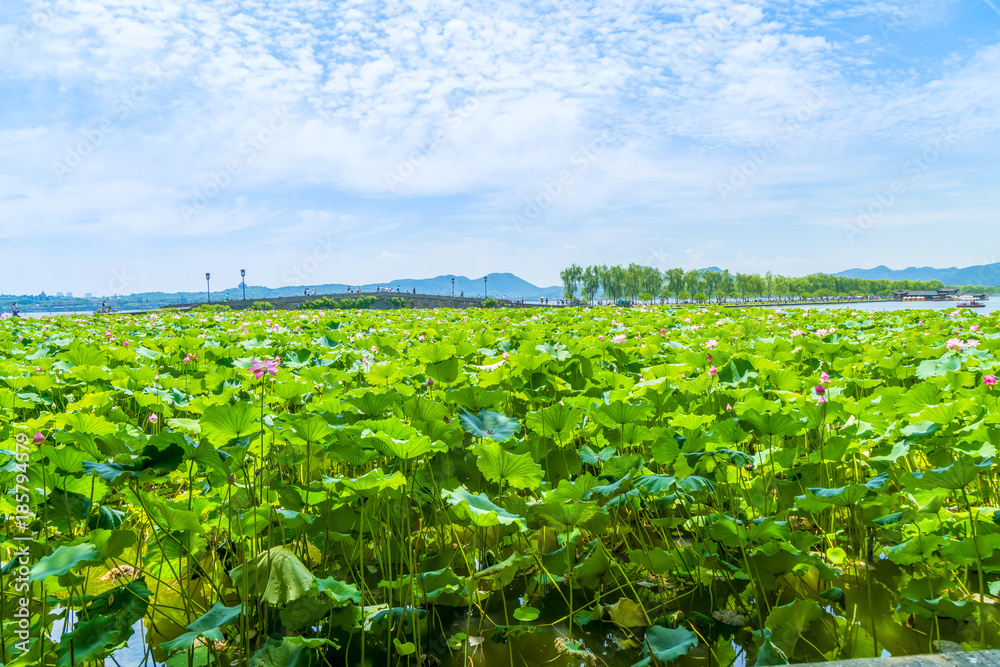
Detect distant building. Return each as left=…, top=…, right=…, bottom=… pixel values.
left=66, top=292, right=73, bottom=297
left=892, top=288, right=959, bottom=301
left=85, top=293, right=92, bottom=298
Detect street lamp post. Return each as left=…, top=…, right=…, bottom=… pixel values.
left=451, top=277, right=455, bottom=297
left=240, top=269, right=246, bottom=301
left=484, top=275, right=488, bottom=298
left=205, top=273, right=211, bottom=303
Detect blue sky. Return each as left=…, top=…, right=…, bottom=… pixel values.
left=1, top=0, right=998, bottom=295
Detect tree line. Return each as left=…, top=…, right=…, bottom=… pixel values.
left=557, top=264, right=965, bottom=303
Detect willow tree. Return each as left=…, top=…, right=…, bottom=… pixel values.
left=581, top=266, right=601, bottom=303
left=560, top=264, right=583, bottom=299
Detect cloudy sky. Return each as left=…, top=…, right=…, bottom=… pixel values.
left=1, top=0, right=998, bottom=295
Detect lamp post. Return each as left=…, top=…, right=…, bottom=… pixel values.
left=483, top=275, right=488, bottom=298
left=205, top=273, right=211, bottom=303
left=451, top=277, right=455, bottom=297
left=240, top=269, right=246, bottom=301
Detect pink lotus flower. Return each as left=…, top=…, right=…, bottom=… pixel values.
left=597, top=335, right=604, bottom=341
left=814, top=384, right=825, bottom=396
left=612, top=334, right=627, bottom=344
left=726, top=403, right=733, bottom=411
left=971, top=324, right=981, bottom=332
left=820, top=371, right=830, bottom=382
left=946, top=338, right=964, bottom=352
left=706, top=353, right=713, bottom=362
left=370, top=345, right=378, bottom=354
left=708, top=366, right=717, bottom=376
left=249, top=358, right=281, bottom=379
left=791, top=328, right=805, bottom=338
left=502, top=351, right=509, bottom=360
left=122, top=340, right=130, bottom=347
left=426, top=378, right=434, bottom=387
left=985, top=375, right=997, bottom=386
left=817, top=396, right=828, bottom=404
left=148, top=414, right=158, bottom=424
left=660, top=328, right=666, bottom=336
left=33, top=431, right=45, bottom=443
left=706, top=339, right=718, bottom=350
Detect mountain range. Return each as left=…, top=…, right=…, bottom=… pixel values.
left=3, top=273, right=564, bottom=311
left=8, top=264, right=1000, bottom=312
left=833, top=263, right=1000, bottom=286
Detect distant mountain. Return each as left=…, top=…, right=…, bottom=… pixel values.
left=3, top=273, right=563, bottom=311
left=296, top=273, right=562, bottom=300
left=833, top=263, right=1000, bottom=287
left=371, top=273, right=563, bottom=300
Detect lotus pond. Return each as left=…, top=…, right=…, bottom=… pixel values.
left=2, top=305, right=1000, bottom=667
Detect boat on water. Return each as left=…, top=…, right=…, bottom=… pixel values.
left=957, top=300, right=986, bottom=308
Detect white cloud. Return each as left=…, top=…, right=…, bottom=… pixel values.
left=0, top=0, right=997, bottom=292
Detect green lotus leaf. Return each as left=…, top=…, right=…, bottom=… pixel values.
left=740, top=410, right=803, bottom=438
left=450, top=386, right=505, bottom=412
left=441, top=486, right=527, bottom=530
left=459, top=409, right=521, bottom=441
left=474, top=441, right=543, bottom=490
left=316, top=577, right=362, bottom=606
left=200, top=402, right=259, bottom=444
left=916, top=353, right=962, bottom=379
left=918, top=458, right=981, bottom=489
left=513, top=606, right=540, bottom=621
left=230, top=546, right=315, bottom=605
left=526, top=403, right=580, bottom=441
left=595, top=400, right=652, bottom=428
left=248, top=636, right=336, bottom=667
left=765, top=599, right=821, bottom=657
left=339, top=468, right=407, bottom=496
left=414, top=341, right=457, bottom=364
left=533, top=501, right=609, bottom=533
left=637, top=625, right=698, bottom=664
left=753, top=628, right=789, bottom=666
left=344, top=391, right=397, bottom=417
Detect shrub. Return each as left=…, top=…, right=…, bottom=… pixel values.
left=191, top=304, right=231, bottom=313
left=250, top=301, right=275, bottom=311
left=482, top=297, right=499, bottom=308
left=301, top=296, right=377, bottom=311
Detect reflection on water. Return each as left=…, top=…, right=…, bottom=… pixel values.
left=781, top=299, right=1000, bottom=314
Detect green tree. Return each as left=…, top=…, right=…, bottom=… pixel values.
left=581, top=266, right=601, bottom=303
left=560, top=264, right=583, bottom=299
left=665, top=268, right=685, bottom=302
left=600, top=265, right=626, bottom=302
left=702, top=270, right=721, bottom=303
left=683, top=270, right=702, bottom=301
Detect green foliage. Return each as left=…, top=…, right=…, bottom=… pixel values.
left=191, top=303, right=232, bottom=313
left=563, top=263, right=960, bottom=301
left=3, top=302, right=1000, bottom=665
left=301, top=296, right=377, bottom=310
